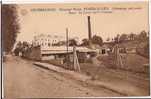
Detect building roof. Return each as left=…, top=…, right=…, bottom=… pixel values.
left=41, top=46, right=97, bottom=55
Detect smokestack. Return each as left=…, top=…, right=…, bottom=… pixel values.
left=87, top=16, right=92, bottom=40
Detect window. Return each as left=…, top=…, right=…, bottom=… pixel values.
left=102, top=49, right=106, bottom=54
left=48, top=43, right=51, bottom=46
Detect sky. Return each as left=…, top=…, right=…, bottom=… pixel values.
left=16, top=2, right=149, bottom=43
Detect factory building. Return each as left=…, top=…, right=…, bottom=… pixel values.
left=33, top=34, right=65, bottom=48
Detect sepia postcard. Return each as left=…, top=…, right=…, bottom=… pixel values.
left=2, top=1, right=150, bottom=98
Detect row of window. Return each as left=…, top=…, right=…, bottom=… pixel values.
left=35, top=42, right=54, bottom=46
left=35, top=39, right=58, bottom=42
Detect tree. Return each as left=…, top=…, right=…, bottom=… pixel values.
left=119, top=34, right=128, bottom=43
left=2, top=5, right=20, bottom=53
left=138, top=30, right=147, bottom=41
left=144, top=42, right=149, bottom=57
left=129, top=33, right=135, bottom=41
left=81, top=38, right=89, bottom=46
left=69, top=39, right=77, bottom=46
left=91, top=35, right=103, bottom=46
left=22, top=41, right=29, bottom=48
left=114, top=34, right=120, bottom=43
left=56, top=41, right=66, bottom=46
left=14, top=41, right=22, bottom=56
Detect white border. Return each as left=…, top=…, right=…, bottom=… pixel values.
left=2, top=0, right=149, bottom=4
left=1, top=0, right=150, bottom=98
left=149, top=0, right=151, bottom=97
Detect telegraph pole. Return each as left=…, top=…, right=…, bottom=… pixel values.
left=66, top=28, right=69, bottom=68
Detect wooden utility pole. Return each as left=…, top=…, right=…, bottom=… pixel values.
left=66, top=28, right=69, bottom=68
left=73, top=46, right=80, bottom=72
left=113, top=44, right=124, bottom=69
left=66, top=28, right=69, bottom=54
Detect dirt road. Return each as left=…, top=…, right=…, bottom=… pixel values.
left=3, top=55, right=121, bottom=98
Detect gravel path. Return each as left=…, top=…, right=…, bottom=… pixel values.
left=4, top=55, right=121, bottom=98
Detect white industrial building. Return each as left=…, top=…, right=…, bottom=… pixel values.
left=32, top=34, right=65, bottom=48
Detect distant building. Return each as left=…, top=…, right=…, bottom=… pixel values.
left=32, top=34, right=65, bottom=48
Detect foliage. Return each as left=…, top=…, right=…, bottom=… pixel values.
left=53, top=41, right=66, bottom=46
left=114, top=34, right=120, bottom=43
left=113, top=30, right=148, bottom=44
left=144, top=42, right=149, bottom=57
left=81, top=38, right=90, bottom=46
left=119, top=34, right=128, bottom=43
left=138, top=30, right=147, bottom=41
left=129, top=33, right=136, bottom=40
left=2, top=5, right=20, bottom=52
left=69, top=39, right=77, bottom=46
left=91, top=35, right=103, bottom=46
left=136, top=41, right=149, bottom=58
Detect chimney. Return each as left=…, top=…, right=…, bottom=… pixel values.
left=87, top=16, right=92, bottom=40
